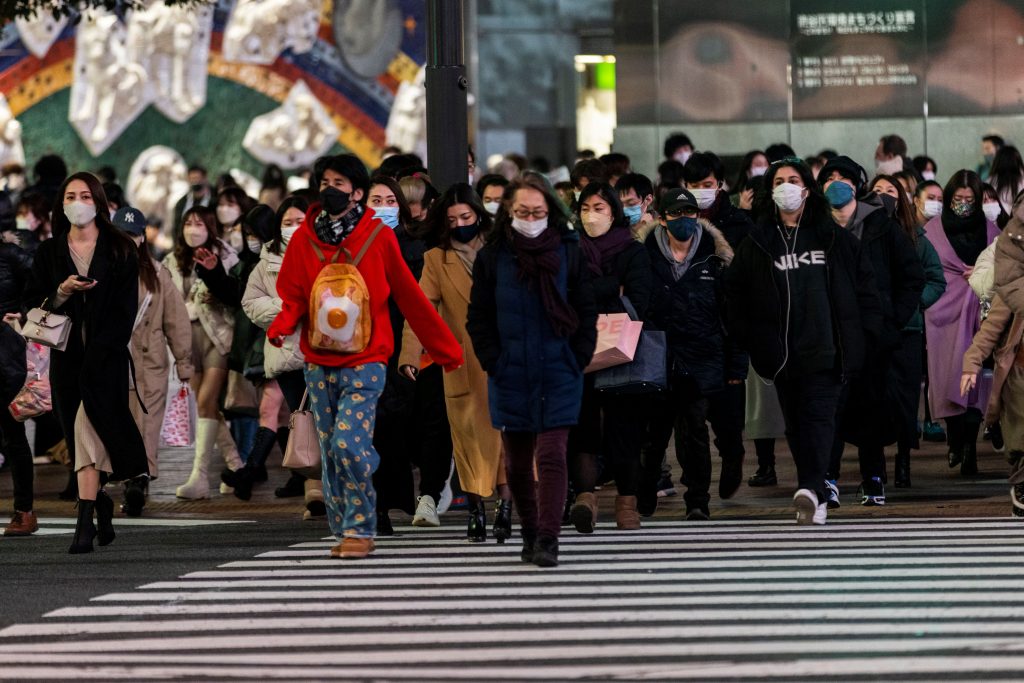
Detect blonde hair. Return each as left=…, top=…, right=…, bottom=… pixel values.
left=399, top=174, right=429, bottom=205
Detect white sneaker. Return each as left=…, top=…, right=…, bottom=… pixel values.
left=436, top=460, right=455, bottom=515
left=793, top=488, right=819, bottom=525
left=412, top=495, right=440, bottom=527
left=220, top=483, right=233, bottom=495
left=813, top=502, right=827, bottom=525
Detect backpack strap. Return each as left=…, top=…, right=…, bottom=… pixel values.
left=351, top=223, right=388, bottom=266
left=307, top=237, right=350, bottom=265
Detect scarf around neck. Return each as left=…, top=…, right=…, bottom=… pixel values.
left=510, top=227, right=579, bottom=338
left=579, top=225, right=636, bottom=276
left=451, top=234, right=484, bottom=275
left=314, top=204, right=365, bottom=246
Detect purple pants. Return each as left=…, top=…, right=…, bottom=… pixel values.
left=502, top=428, right=570, bottom=539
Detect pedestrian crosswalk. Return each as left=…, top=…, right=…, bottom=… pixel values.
left=2, top=517, right=252, bottom=537
left=3, top=517, right=1024, bottom=680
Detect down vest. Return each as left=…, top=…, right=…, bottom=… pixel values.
left=467, top=227, right=597, bottom=433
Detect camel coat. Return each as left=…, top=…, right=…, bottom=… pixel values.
left=963, top=294, right=1024, bottom=429
left=399, top=245, right=505, bottom=497
left=130, top=263, right=194, bottom=478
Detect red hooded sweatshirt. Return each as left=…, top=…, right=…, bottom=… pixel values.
left=267, top=205, right=463, bottom=371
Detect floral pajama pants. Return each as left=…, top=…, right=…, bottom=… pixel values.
left=304, top=363, right=386, bottom=539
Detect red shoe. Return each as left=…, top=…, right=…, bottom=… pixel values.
left=4, top=510, right=39, bottom=536
left=330, top=537, right=375, bottom=559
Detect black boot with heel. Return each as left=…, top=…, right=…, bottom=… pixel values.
left=493, top=500, right=512, bottom=544
left=68, top=500, right=97, bottom=554
left=467, top=504, right=486, bottom=543
left=95, top=490, right=116, bottom=546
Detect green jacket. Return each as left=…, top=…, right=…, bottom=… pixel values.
left=905, top=228, right=946, bottom=332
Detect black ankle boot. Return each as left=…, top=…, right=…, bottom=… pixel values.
left=58, top=469, right=78, bottom=501
left=223, top=467, right=256, bottom=501
left=961, top=442, right=978, bottom=476
left=493, top=500, right=512, bottom=544
left=223, top=427, right=277, bottom=500
left=377, top=510, right=394, bottom=536
left=748, top=465, right=778, bottom=487
left=948, top=445, right=964, bottom=468
left=467, top=505, right=486, bottom=542
left=895, top=453, right=911, bottom=488
left=122, top=476, right=148, bottom=517
left=520, top=529, right=537, bottom=562
left=69, top=500, right=97, bottom=554
left=275, top=471, right=305, bottom=498
left=532, top=535, right=559, bottom=567
left=95, top=490, right=115, bottom=546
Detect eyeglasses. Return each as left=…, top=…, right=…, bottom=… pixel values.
left=664, top=208, right=696, bottom=219
left=512, top=208, right=548, bottom=220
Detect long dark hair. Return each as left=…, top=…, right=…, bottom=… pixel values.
left=491, top=176, right=569, bottom=243
left=365, top=175, right=414, bottom=234
left=174, top=205, right=219, bottom=277
left=732, top=150, right=767, bottom=193
left=990, top=145, right=1024, bottom=207
left=425, top=182, right=493, bottom=250
left=576, top=182, right=627, bottom=230
left=216, top=186, right=256, bottom=230
left=870, top=174, right=917, bottom=242
left=752, top=159, right=830, bottom=227
left=941, top=169, right=984, bottom=218
left=52, top=172, right=136, bottom=262
left=982, top=183, right=1011, bottom=229
left=268, top=195, right=310, bottom=255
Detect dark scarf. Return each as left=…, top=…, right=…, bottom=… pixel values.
left=314, top=204, right=365, bottom=246
left=698, top=191, right=727, bottom=222
left=511, top=227, right=579, bottom=338
left=941, top=207, right=988, bottom=265
left=579, top=225, right=636, bottom=276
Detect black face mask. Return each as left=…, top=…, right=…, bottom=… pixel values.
left=877, top=192, right=897, bottom=216
left=191, top=183, right=205, bottom=194
left=320, top=186, right=351, bottom=215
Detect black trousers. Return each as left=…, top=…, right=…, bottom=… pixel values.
left=276, top=369, right=307, bottom=413
left=0, top=407, right=33, bottom=512
left=569, top=384, right=648, bottom=497
left=709, top=381, right=746, bottom=464
left=775, top=372, right=843, bottom=503
left=643, top=376, right=712, bottom=510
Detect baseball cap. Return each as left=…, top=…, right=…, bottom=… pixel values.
left=112, top=206, right=147, bottom=236
left=659, top=188, right=698, bottom=215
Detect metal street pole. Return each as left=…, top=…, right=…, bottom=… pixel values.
left=425, top=0, right=468, bottom=194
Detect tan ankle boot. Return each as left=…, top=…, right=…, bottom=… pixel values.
left=615, top=495, right=641, bottom=530
left=569, top=491, right=597, bottom=534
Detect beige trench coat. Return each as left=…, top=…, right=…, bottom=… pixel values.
left=130, top=263, right=194, bottom=477
left=399, top=246, right=505, bottom=497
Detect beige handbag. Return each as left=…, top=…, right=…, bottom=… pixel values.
left=282, top=390, right=322, bottom=478
left=22, top=301, right=71, bottom=351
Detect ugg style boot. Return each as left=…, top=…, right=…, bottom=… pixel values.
left=615, top=495, right=641, bottom=530
left=569, top=491, right=597, bottom=534
left=303, top=478, right=326, bottom=520
left=176, top=418, right=218, bottom=499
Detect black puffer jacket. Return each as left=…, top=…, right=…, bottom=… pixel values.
left=197, top=250, right=263, bottom=378
left=0, top=241, right=31, bottom=404
left=854, top=202, right=925, bottom=350
left=724, top=219, right=883, bottom=382
left=589, top=240, right=653, bottom=317
left=704, top=196, right=755, bottom=250
left=644, top=220, right=747, bottom=394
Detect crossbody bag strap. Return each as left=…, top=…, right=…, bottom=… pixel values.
left=351, top=223, right=388, bottom=266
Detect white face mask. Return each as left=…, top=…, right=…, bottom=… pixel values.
left=64, top=201, right=97, bottom=227
left=183, top=226, right=208, bottom=248
left=674, top=150, right=692, bottom=165
left=511, top=216, right=548, bottom=238
left=581, top=212, right=613, bottom=238
left=983, top=202, right=1002, bottom=223
left=921, top=200, right=943, bottom=219
left=921, top=170, right=936, bottom=181
left=15, top=215, right=30, bottom=231
left=217, top=205, right=241, bottom=226
left=246, top=237, right=262, bottom=254
left=483, top=201, right=500, bottom=216
left=689, top=188, right=718, bottom=210
left=228, top=229, right=244, bottom=252
left=750, top=165, right=768, bottom=177
left=875, top=157, right=903, bottom=177
left=280, top=226, right=299, bottom=246
left=772, top=183, right=807, bottom=212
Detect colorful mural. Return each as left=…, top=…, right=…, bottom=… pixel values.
left=0, top=0, right=426, bottom=182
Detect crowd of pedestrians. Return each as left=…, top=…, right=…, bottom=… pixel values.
left=1, top=131, right=1022, bottom=566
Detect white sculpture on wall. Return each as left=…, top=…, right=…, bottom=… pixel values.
left=222, top=0, right=320, bottom=65
left=16, top=12, right=68, bottom=58
left=69, top=12, right=148, bottom=155
left=67, top=4, right=213, bottom=155
left=385, top=66, right=426, bottom=156
left=126, top=145, right=189, bottom=229
left=333, top=0, right=403, bottom=79
left=243, top=80, right=339, bottom=169
left=0, top=95, right=26, bottom=168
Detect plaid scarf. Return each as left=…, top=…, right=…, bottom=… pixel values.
left=313, top=204, right=364, bottom=246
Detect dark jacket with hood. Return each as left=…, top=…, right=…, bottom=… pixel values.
left=0, top=241, right=31, bottom=404
left=724, top=217, right=883, bottom=383
left=645, top=219, right=747, bottom=394
left=467, top=222, right=597, bottom=432
left=841, top=194, right=926, bottom=349
left=23, top=231, right=148, bottom=480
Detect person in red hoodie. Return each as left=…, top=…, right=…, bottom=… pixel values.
left=268, top=154, right=462, bottom=559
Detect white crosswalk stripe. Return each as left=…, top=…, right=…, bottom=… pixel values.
left=2, top=517, right=1024, bottom=680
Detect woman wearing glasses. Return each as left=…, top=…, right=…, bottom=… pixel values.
left=467, top=176, right=597, bottom=567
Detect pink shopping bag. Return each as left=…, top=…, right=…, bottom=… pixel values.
left=160, top=384, right=197, bottom=447
left=585, top=313, right=642, bottom=373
